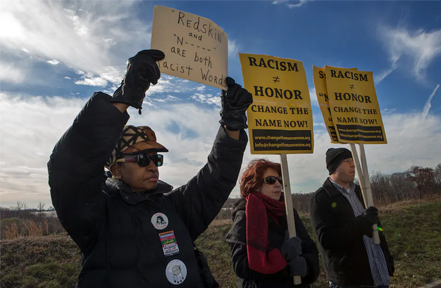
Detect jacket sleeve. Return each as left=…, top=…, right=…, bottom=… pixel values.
left=47, top=92, right=129, bottom=252
left=168, top=126, right=247, bottom=240
left=293, top=210, right=320, bottom=284
left=225, top=211, right=290, bottom=281
left=309, top=190, right=371, bottom=250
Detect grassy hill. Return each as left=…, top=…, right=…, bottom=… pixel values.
left=1, top=198, right=440, bottom=288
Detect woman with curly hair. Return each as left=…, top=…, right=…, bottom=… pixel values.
left=226, top=159, right=319, bottom=288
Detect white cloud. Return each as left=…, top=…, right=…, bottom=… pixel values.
left=374, top=65, right=397, bottom=85
left=1, top=92, right=440, bottom=207
left=47, top=59, right=60, bottom=65
left=0, top=0, right=150, bottom=83
left=422, top=84, right=440, bottom=119
left=74, top=66, right=124, bottom=87
left=379, top=25, right=441, bottom=81
left=309, top=87, right=318, bottom=107
left=0, top=61, right=26, bottom=83
left=228, top=39, right=240, bottom=58
left=191, top=93, right=221, bottom=106
left=272, top=0, right=314, bottom=9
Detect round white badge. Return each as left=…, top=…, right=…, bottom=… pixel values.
left=151, top=213, right=168, bottom=230
left=165, top=259, right=187, bottom=285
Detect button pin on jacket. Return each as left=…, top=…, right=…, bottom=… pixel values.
left=165, top=260, right=187, bottom=285
left=151, top=212, right=169, bottom=230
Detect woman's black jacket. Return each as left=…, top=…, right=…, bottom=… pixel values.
left=225, top=198, right=320, bottom=288
left=47, top=92, right=247, bottom=288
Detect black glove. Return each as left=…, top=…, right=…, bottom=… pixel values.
left=111, top=50, right=165, bottom=111
left=280, top=235, right=302, bottom=262
left=362, top=206, right=379, bottom=225
left=219, top=77, right=253, bottom=130
left=287, top=256, right=308, bottom=277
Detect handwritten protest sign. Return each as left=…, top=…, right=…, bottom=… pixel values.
left=325, top=66, right=387, bottom=144
left=151, top=6, right=228, bottom=89
left=240, top=53, right=313, bottom=154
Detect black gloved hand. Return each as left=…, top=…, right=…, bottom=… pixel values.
left=362, top=206, right=379, bottom=225
left=287, top=256, right=308, bottom=277
left=219, top=77, right=253, bottom=131
left=111, top=50, right=165, bottom=111
left=280, top=235, right=302, bottom=262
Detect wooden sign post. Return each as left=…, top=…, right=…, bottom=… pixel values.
left=280, top=154, right=301, bottom=285
left=240, top=54, right=315, bottom=285
left=314, top=66, right=386, bottom=245
left=350, top=144, right=380, bottom=244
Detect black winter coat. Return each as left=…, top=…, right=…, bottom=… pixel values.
left=309, top=178, right=394, bottom=286
left=226, top=199, right=320, bottom=288
left=48, top=92, right=247, bottom=288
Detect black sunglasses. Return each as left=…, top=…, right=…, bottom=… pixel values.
left=116, top=153, right=164, bottom=167
left=263, top=175, right=283, bottom=185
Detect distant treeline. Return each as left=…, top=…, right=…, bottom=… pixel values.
left=218, top=163, right=441, bottom=218
left=2, top=164, right=440, bottom=237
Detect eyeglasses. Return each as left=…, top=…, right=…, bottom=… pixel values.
left=116, top=153, right=164, bottom=167
left=263, top=175, right=283, bottom=185
left=342, top=158, right=354, bottom=163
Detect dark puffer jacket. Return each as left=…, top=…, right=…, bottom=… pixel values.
left=48, top=92, right=247, bottom=288
left=226, top=199, right=319, bottom=288
left=309, top=178, right=394, bottom=286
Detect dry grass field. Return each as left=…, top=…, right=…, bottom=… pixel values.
left=1, top=197, right=440, bottom=288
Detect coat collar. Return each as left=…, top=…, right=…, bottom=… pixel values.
left=322, top=178, right=366, bottom=208
left=105, top=177, right=173, bottom=205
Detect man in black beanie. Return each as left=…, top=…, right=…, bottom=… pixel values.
left=309, top=148, right=394, bottom=288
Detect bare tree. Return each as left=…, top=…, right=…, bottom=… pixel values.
left=37, top=202, right=46, bottom=218
left=406, top=166, right=437, bottom=199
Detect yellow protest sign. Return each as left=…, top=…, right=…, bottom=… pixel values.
left=151, top=6, right=228, bottom=89
left=313, top=66, right=358, bottom=143
left=240, top=53, right=314, bottom=154
left=313, top=66, right=340, bottom=143
left=325, top=66, right=387, bottom=144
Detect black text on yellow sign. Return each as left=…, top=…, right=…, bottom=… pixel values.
left=313, top=66, right=339, bottom=143
left=313, top=66, right=358, bottom=144
left=325, top=66, right=387, bottom=144
left=239, top=53, right=314, bottom=154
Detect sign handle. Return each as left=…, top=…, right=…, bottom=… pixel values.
left=358, top=144, right=380, bottom=244
left=280, top=154, right=301, bottom=285
left=349, top=144, right=380, bottom=244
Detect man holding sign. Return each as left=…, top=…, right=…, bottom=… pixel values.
left=309, top=148, right=394, bottom=288
left=48, top=49, right=253, bottom=288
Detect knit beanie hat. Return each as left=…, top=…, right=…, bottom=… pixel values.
left=326, top=148, right=352, bottom=175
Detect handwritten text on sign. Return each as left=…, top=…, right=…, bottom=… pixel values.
left=151, top=6, right=228, bottom=89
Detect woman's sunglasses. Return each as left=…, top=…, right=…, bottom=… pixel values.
left=263, top=175, right=283, bottom=185
left=116, top=153, right=164, bottom=167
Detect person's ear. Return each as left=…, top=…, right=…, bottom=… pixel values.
left=110, top=164, right=122, bottom=179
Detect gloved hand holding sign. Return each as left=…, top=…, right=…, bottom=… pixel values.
left=111, top=50, right=165, bottom=112
left=219, top=77, right=253, bottom=131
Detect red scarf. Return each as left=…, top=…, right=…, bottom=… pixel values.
left=245, top=192, right=287, bottom=274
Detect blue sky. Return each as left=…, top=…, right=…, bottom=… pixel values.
left=1, top=0, right=440, bottom=208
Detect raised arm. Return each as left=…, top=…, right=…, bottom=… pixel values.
left=169, top=77, right=253, bottom=240
left=48, top=93, right=130, bottom=251
left=48, top=50, right=165, bottom=252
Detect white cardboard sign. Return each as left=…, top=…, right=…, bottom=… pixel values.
left=151, top=6, right=228, bottom=89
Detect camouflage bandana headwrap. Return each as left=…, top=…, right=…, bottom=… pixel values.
left=105, top=125, right=168, bottom=168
